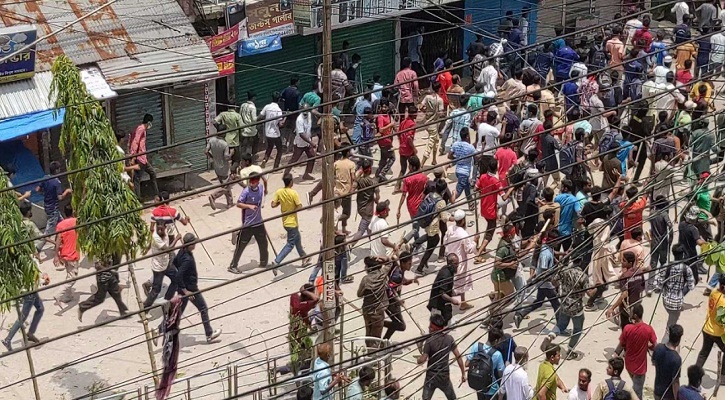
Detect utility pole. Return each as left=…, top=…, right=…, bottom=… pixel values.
left=320, top=0, right=337, bottom=362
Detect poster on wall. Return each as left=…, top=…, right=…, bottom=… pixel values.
left=293, top=0, right=311, bottom=27
left=238, top=35, right=282, bottom=57
left=207, top=24, right=241, bottom=53
left=214, top=53, right=236, bottom=76
left=0, top=25, right=37, bottom=84
left=245, top=0, right=294, bottom=38
left=225, top=1, right=249, bottom=40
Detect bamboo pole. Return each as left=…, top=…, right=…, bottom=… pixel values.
left=126, top=256, right=160, bottom=386
left=16, top=301, right=41, bottom=400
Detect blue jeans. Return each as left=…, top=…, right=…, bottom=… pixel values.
left=6, top=293, right=44, bottom=342
left=710, top=272, right=722, bottom=288
left=456, top=172, right=471, bottom=199
left=38, top=210, right=62, bottom=251
left=554, top=312, right=584, bottom=351
left=275, top=227, right=306, bottom=264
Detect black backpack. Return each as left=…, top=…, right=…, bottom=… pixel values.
left=604, top=379, right=626, bottom=400
left=507, top=162, right=526, bottom=186
left=467, top=344, right=497, bottom=391
left=559, top=141, right=578, bottom=176
left=591, top=43, right=607, bottom=68
left=417, top=193, right=442, bottom=228
left=599, top=131, right=619, bottom=156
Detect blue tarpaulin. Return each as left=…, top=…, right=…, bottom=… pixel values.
left=0, top=140, right=46, bottom=204
left=0, top=108, right=65, bottom=142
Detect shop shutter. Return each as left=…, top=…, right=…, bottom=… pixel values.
left=113, top=91, right=165, bottom=152
left=332, top=20, right=395, bottom=85
left=170, top=84, right=208, bottom=171
left=536, top=0, right=565, bottom=43
left=235, top=34, right=317, bottom=108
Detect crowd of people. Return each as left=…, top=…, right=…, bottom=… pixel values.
left=7, top=2, right=725, bottom=400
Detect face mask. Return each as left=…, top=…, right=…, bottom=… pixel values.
left=147, top=122, right=153, bottom=129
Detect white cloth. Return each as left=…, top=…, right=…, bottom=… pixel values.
left=294, top=112, right=312, bottom=148
left=260, top=102, right=283, bottom=138
left=478, top=122, right=500, bottom=155
left=477, top=65, right=498, bottom=95
left=587, top=218, right=617, bottom=286
left=672, top=2, right=689, bottom=25
left=443, top=224, right=476, bottom=292
left=568, top=386, right=591, bottom=400
left=521, top=18, right=529, bottom=46
left=589, top=95, right=609, bottom=132
left=501, top=363, right=534, bottom=400
left=369, top=216, right=390, bottom=257
left=653, top=65, right=670, bottom=85
left=116, top=145, right=131, bottom=183
left=150, top=231, right=170, bottom=272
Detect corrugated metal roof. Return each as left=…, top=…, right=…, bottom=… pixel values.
left=0, top=0, right=203, bottom=72
left=0, top=71, right=55, bottom=119
left=97, top=42, right=217, bottom=90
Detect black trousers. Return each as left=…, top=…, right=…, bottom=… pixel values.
left=415, top=233, right=440, bottom=271
left=383, top=299, right=406, bottom=340
left=230, top=225, right=269, bottom=268
left=284, top=145, right=315, bottom=176
left=377, top=146, right=396, bottom=179
left=79, top=276, right=128, bottom=314
left=239, top=136, right=259, bottom=160
left=264, top=137, right=284, bottom=168
left=696, top=331, right=725, bottom=374
left=143, top=265, right=178, bottom=308
left=180, top=292, right=213, bottom=338
left=518, top=287, right=560, bottom=318
left=133, top=162, right=159, bottom=198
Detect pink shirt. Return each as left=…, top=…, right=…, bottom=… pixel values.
left=394, top=68, right=419, bottom=104
left=130, top=124, right=148, bottom=165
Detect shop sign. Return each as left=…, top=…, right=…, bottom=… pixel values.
left=0, top=25, right=37, bottom=84
left=207, top=24, right=241, bottom=53
left=214, top=52, right=236, bottom=76
left=238, top=35, right=282, bottom=57
left=245, top=0, right=294, bottom=38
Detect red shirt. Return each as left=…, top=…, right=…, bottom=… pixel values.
left=403, top=173, right=428, bottom=217
left=290, top=293, right=316, bottom=325
left=494, top=147, right=518, bottom=185
left=437, top=72, right=452, bottom=107
left=398, top=118, right=417, bottom=157
left=621, top=197, right=647, bottom=239
left=632, top=27, right=653, bottom=52
left=476, top=173, right=502, bottom=220
left=676, top=70, right=692, bottom=87
left=619, top=321, right=657, bottom=375
left=377, top=114, right=393, bottom=147
left=57, top=217, right=80, bottom=261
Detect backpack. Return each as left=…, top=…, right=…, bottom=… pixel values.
left=604, top=378, right=626, bottom=400
left=591, top=43, right=607, bottom=68
left=417, top=193, right=442, bottom=228
left=467, top=344, right=497, bottom=391
left=599, top=131, right=618, bottom=156
left=507, top=162, right=527, bottom=186
left=559, top=141, right=578, bottom=176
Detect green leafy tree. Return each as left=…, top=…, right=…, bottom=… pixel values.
left=0, top=170, right=39, bottom=311
left=50, top=55, right=150, bottom=263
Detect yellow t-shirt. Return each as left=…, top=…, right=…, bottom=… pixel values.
left=273, top=187, right=301, bottom=228
left=704, top=290, right=725, bottom=337
left=536, top=361, right=558, bottom=400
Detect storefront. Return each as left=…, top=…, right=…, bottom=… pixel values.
left=536, top=0, right=619, bottom=42
left=463, top=0, right=539, bottom=51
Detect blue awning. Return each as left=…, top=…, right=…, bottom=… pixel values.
left=0, top=108, right=65, bottom=142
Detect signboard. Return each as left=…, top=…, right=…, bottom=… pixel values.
left=238, top=35, right=282, bottom=57
left=207, top=23, right=241, bottom=53
left=0, top=25, right=37, bottom=84
left=245, top=0, right=294, bottom=38
left=214, top=52, right=236, bottom=76
left=293, top=0, right=312, bottom=27
left=204, top=83, right=211, bottom=136
left=323, top=261, right=336, bottom=308
left=225, top=1, right=249, bottom=40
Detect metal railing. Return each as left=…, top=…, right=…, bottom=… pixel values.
left=308, top=0, right=424, bottom=29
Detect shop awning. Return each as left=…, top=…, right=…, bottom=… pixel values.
left=0, top=109, right=66, bottom=142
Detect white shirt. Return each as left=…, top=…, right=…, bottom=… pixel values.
left=477, top=65, right=498, bottom=95
left=672, top=2, right=689, bottom=25
left=589, top=95, right=608, bottom=132
left=711, top=32, right=725, bottom=64
left=521, top=18, right=528, bottom=46
left=478, top=122, right=500, bottom=155
left=150, top=231, right=170, bottom=272
left=653, top=65, right=671, bottom=84
left=568, top=386, right=591, bottom=400
left=294, top=112, right=312, bottom=148
left=500, top=363, right=534, bottom=400
left=260, top=102, right=283, bottom=138
left=720, top=9, right=725, bottom=27
left=369, top=216, right=390, bottom=257
left=116, top=145, right=131, bottom=183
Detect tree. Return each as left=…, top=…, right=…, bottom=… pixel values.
left=0, top=169, right=38, bottom=311
left=50, top=55, right=157, bottom=383
left=50, top=55, right=150, bottom=262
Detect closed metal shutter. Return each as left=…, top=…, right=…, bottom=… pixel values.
left=169, top=84, right=208, bottom=172
left=112, top=91, right=165, bottom=153
left=332, top=20, right=395, bottom=85
left=235, top=34, right=317, bottom=108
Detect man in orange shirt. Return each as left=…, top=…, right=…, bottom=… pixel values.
left=606, top=26, right=626, bottom=81
left=621, top=186, right=648, bottom=240
left=53, top=205, right=80, bottom=308
left=437, top=59, right=453, bottom=109
left=675, top=40, right=697, bottom=71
